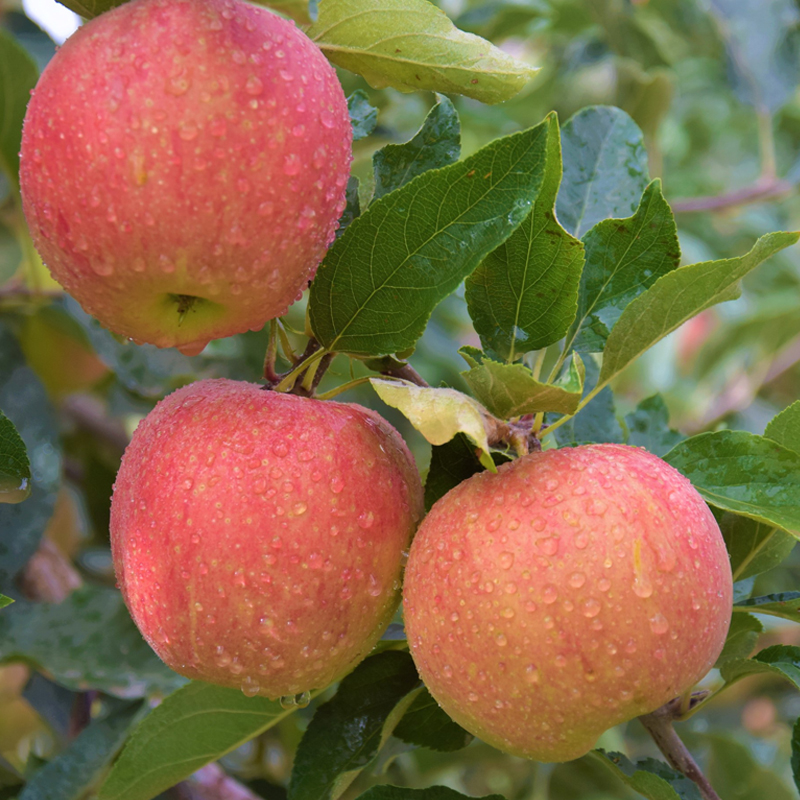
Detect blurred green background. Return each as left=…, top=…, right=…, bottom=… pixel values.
left=1, top=0, right=800, bottom=798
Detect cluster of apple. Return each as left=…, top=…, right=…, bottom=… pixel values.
left=20, top=0, right=733, bottom=763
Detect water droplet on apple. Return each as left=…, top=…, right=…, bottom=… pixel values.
left=498, top=552, right=514, bottom=570
left=649, top=613, right=669, bottom=635
left=582, top=598, right=601, bottom=618
left=525, top=664, right=540, bottom=684
left=245, top=75, right=263, bottom=95
left=569, top=571, right=586, bottom=588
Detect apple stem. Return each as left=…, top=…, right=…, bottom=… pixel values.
left=263, top=320, right=281, bottom=384
left=638, top=697, right=721, bottom=800
left=380, top=363, right=430, bottom=387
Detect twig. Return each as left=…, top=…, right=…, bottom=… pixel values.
left=380, top=363, right=430, bottom=387
left=671, top=177, right=793, bottom=213
left=638, top=696, right=720, bottom=800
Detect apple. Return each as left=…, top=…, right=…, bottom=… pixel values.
left=19, top=0, right=352, bottom=356
left=110, top=379, right=423, bottom=698
left=403, top=443, right=733, bottom=762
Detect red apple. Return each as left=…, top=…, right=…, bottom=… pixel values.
left=110, top=379, right=423, bottom=698
left=20, top=0, right=351, bottom=355
left=403, top=444, right=732, bottom=762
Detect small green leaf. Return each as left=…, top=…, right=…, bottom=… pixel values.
left=465, top=113, right=584, bottom=360
left=0, top=586, right=183, bottom=698
left=765, top=401, right=800, bottom=454
left=715, top=613, right=762, bottom=668
left=370, top=379, right=495, bottom=470
left=424, top=434, right=509, bottom=512
left=717, top=510, right=795, bottom=582
left=624, top=395, right=684, bottom=457
left=460, top=351, right=582, bottom=417
left=0, top=30, right=38, bottom=187
left=0, top=410, right=31, bottom=505
left=721, top=645, right=800, bottom=690
left=556, top=106, right=649, bottom=239
left=593, top=751, right=701, bottom=800
left=393, top=687, right=473, bottom=752
left=373, top=96, right=461, bottom=201
left=567, top=180, right=680, bottom=354
left=288, top=651, right=420, bottom=800
left=99, top=683, right=307, bottom=800
left=598, top=232, right=800, bottom=389
left=0, top=595, right=12, bottom=610
left=252, top=0, right=315, bottom=25
left=736, top=592, right=800, bottom=623
left=308, top=0, right=537, bottom=105
left=19, top=699, right=145, bottom=800
left=357, top=788, right=504, bottom=800
left=348, top=90, right=378, bottom=142
left=663, top=431, right=800, bottom=534
left=554, top=352, right=585, bottom=394
left=310, top=118, right=553, bottom=357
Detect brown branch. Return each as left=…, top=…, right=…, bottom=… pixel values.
left=380, top=363, right=430, bottom=387
left=638, top=696, right=720, bottom=800
left=671, top=178, right=794, bottom=214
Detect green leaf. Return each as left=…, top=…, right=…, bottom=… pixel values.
left=370, top=379, right=495, bottom=470
left=556, top=106, right=649, bottom=239
left=372, top=96, right=461, bottom=201
left=0, top=595, right=12, bottom=610
left=0, top=586, right=184, bottom=698
left=308, top=0, right=537, bottom=105
left=19, top=699, right=145, bottom=800
left=357, top=788, right=503, bottom=800
left=309, top=118, right=553, bottom=357
left=460, top=350, right=582, bottom=417
left=715, top=613, right=762, bottom=668
left=593, top=751, right=701, bottom=800
left=735, top=592, right=800, bottom=623
left=721, top=645, right=800, bottom=690
left=348, top=90, right=378, bottom=142
left=765, top=401, right=800, bottom=454
left=624, top=395, right=684, bottom=457
left=393, top=687, right=473, bottom=752
left=465, top=114, right=584, bottom=360
left=288, top=651, right=420, bottom=800
left=0, top=322, right=61, bottom=592
left=99, top=682, right=307, bottom=800
left=424, top=434, right=509, bottom=512
left=252, top=0, right=315, bottom=25
left=717, top=510, right=795, bottom=582
left=567, top=180, right=680, bottom=354
left=548, top=358, right=623, bottom=446
left=708, top=0, right=800, bottom=113
left=663, top=430, right=800, bottom=534
left=598, top=232, right=800, bottom=389
left=0, top=30, right=38, bottom=187
left=0, top=410, right=31, bottom=504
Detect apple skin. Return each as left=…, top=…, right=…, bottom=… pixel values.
left=403, top=444, right=732, bottom=762
left=19, top=0, right=352, bottom=356
left=110, top=379, right=423, bottom=698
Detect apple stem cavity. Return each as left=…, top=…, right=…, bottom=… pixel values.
left=638, top=696, right=722, bottom=800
